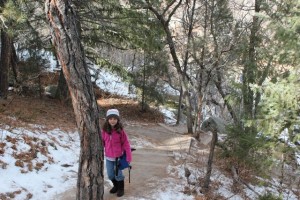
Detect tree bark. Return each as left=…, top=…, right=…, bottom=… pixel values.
left=242, top=0, right=261, bottom=120
left=11, top=42, right=19, bottom=84
left=200, top=117, right=225, bottom=190
left=182, top=0, right=197, bottom=134
left=45, top=1, right=104, bottom=200
left=214, top=78, right=238, bottom=123
left=0, top=30, right=12, bottom=99
left=203, top=130, right=218, bottom=189
left=176, top=87, right=183, bottom=125
left=192, top=0, right=208, bottom=136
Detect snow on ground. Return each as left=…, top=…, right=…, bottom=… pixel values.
left=159, top=107, right=178, bottom=125
left=0, top=125, right=80, bottom=200
left=168, top=150, right=299, bottom=200
left=90, top=67, right=137, bottom=98
left=130, top=135, right=156, bottom=149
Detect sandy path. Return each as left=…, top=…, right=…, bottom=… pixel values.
left=55, top=123, right=193, bottom=200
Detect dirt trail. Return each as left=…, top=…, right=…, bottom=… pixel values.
left=55, top=123, right=209, bottom=200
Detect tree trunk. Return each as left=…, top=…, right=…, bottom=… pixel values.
left=11, top=42, right=19, bottom=84
left=0, top=30, right=12, bottom=99
left=45, top=1, right=104, bottom=200
left=215, top=79, right=238, bottom=123
left=55, top=69, right=71, bottom=104
left=242, top=0, right=261, bottom=120
left=182, top=0, right=197, bottom=134
left=141, top=53, right=146, bottom=112
left=183, top=86, right=193, bottom=133
left=192, top=0, right=208, bottom=136
left=147, top=0, right=193, bottom=133
left=176, top=87, right=183, bottom=125
left=203, top=130, right=218, bottom=189
left=193, top=94, right=202, bottom=138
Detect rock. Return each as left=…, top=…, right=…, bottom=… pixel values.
left=200, top=116, right=228, bottom=134
left=44, top=85, right=57, bottom=98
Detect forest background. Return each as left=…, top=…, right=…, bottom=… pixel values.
left=0, top=0, right=299, bottom=200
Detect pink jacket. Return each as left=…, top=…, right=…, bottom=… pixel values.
left=102, top=129, right=132, bottom=163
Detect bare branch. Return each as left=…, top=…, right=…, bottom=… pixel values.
left=162, top=0, right=177, bottom=16
left=166, top=0, right=183, bottom=25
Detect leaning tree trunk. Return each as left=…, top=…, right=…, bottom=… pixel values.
left=200, top=117, right=226, bottom=191
left=164, top=16, right=194, bottom=134
left=0, top=30, right=12, bottom=99
left=45, top=1, right=104, bottom=200
left=147, top=0, right=193, bottom=133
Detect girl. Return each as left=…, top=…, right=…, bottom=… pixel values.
left=102, top=109, right=132, bottom=197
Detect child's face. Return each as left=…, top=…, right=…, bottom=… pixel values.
left=108, top=117, right=118, bottom=127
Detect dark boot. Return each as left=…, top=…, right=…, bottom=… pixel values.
left=116, top=180, right=124, bottom=197
left=110, top=179, right=118, bottom=194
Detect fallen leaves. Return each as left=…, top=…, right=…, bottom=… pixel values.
left=4, top=133, right=55, bottom=174
left=15, top=160, right=24, bottom=168
left=0, top=142, right=5, bottom=155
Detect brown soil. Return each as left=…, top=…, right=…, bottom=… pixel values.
left=0, top=92, right=164, bottom=132
left=0, top=70, right=164, bottom=132
left=0, top=95, right=75, bottom=131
